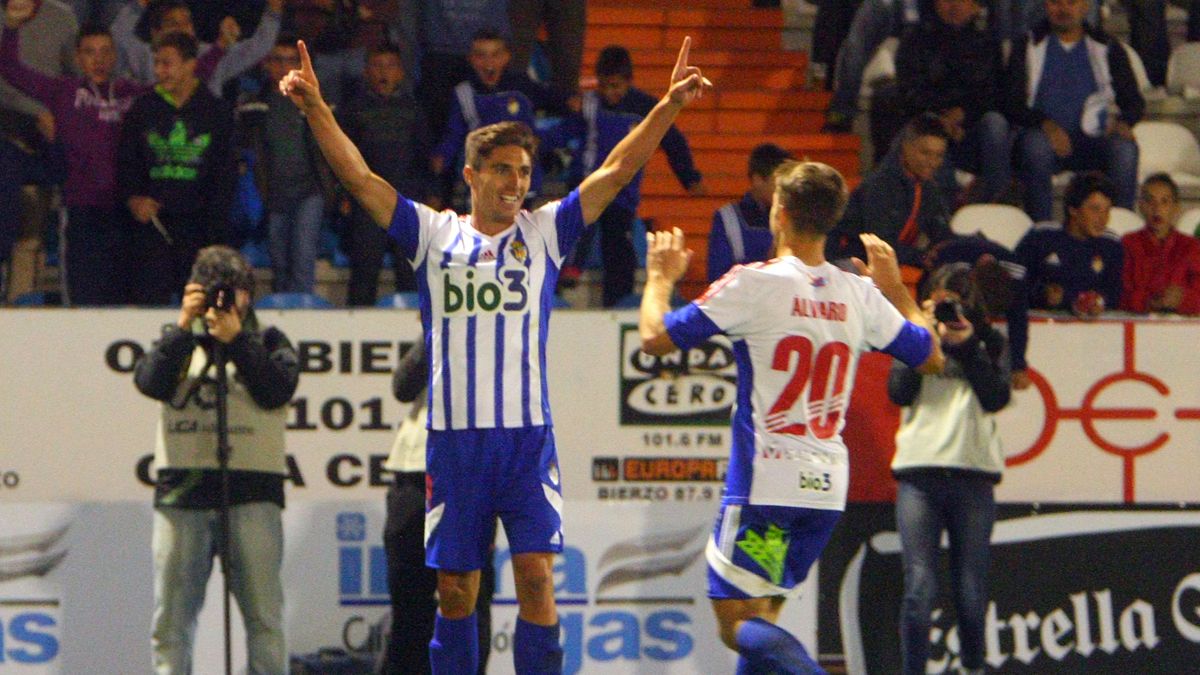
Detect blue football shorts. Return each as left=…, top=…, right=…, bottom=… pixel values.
left=424, top=425, right=564, bottom=571
left=706, top=502, right=842, bottom=600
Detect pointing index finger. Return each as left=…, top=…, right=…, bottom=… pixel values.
left=672, top=36, right=692, bottom=80
left=297, top=39, right=314, bottom=74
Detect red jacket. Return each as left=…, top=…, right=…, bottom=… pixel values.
left=1120, top=228, right=1200, bottom=314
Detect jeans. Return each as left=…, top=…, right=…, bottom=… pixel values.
left=936, top=111, right=1013, bottom=205
left=62, top=206, right=130, bottom=306
left=896, top=472, right=996, bottom=675
left=267, top=193, right=324, bottom=294
left=1015, top=128, right=1139, bottom=221
left=152, top=502, right=285, bottom=675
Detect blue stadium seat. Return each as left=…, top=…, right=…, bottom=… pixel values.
left=376, top=292, right=421, bottom=309
left=551, top=295, right=571, bottom=309
left=13, top=291, right=48, bottom=306
left=254, top=292, right=334, bottom=309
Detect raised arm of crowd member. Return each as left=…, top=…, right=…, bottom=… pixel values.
left=201, top=0, right=284, bottom=96
left=0, top=0, right=78, bottom=124
left=283, top=36, right=712, bottom=229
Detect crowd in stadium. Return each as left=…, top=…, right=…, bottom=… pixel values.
left=1, top=0, right=1199, bottom=325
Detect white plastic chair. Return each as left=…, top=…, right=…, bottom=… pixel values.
left=1166, top=42, right=1200, bottom=95
left=1106, top=206, right=1144, bottom=236
left=1132, top=121, right=1200, bottom=189
left=949, top=204, right=1034, bottom=251
left=1177, top=207, right=1200, bottom=236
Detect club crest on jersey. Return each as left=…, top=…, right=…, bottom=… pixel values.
left=507, top=98, right=521, bottom=116
left=1091, top=255, right=1104, bottom=273
left=509, top=240, right=528, bottom=262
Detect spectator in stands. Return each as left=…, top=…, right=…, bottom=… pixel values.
left=431, top=29, right=570, bottom=203
left=117, top=31, right=236, bottom=306
left=827, top=113, right=953, bottom=266
left=1120, top=172, right=1200, bottom=314
left=1014, top=171, right=1123, bottom=315
left=895, top=0, right=1011, bottom=206
left=242, top=38, right=332, bottom=295
left=0, top=0, right=78, bottom=303
left=285, top=0, right=364, bottom=108
left=0, top=132, right=63, bottom=303
left=417, top=0, right=511, bottom=140
left=540, top=94, right=648, bottom=305
left=0, top=11, right=149, bottom=306
left=111, top=0, right=283, bottom=97
left=338, top=42, right=432, bottom=306
left=594, top=45, right=706, bottom=197
left=1006, top=0, right=1143, bottom=222
left=64, top=0, right=124, bottom=28
left=809, top=0, right=864, bottom=90
left=507, top=0, right=585, bottom=96
left=706, top=143, right=794, bottom=282
left=1120, top=0, right=1200, bottom=88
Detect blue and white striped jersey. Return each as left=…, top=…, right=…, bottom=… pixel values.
left=388, top=190, right=584, bottom=430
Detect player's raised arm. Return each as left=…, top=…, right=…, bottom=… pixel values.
left=853, top=234, right=945, bottom=374
left=578, top=37, right=712, bottom=224
left=280, top=40, right=397, bottom=228
left=640, top=228, right=693, bottom=356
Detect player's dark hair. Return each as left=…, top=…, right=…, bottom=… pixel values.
left=748, top=143, right=794, bottom=179
left=152, top=31, right=199, bottom=61
left=1064, top=171, right=1115, bottom=211
left=773, top=161, right=848, bottom=235
left=596, top=45, right=634, bottom=80
left=465, top=121, right=539, bottom=170
left=1140, top=172, right=1179, bottom=202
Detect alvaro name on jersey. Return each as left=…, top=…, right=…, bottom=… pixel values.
left=387, top=190, right=584, bottom=431
left=664, top=258, right=930, bottom=510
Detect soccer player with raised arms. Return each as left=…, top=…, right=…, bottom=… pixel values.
left=640, top=162, right=944, bottom=673
left=280, top=36, right=711, bottom=674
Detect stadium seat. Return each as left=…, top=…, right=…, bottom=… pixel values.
left=1166, top=42, right=1200, bottom=95
left=1132, top=121, right=1200, bottom=189
left=12, top=291, right=49, bottom=306
left=949, top=204, right=1033, bottom=251
left=376, top=291, right=421, bottom=309
left=1178, top=207, right=1200, bottom=236
left=1107, top=206, right=1144, bottom=236
left=254, top=292, right=334, bottom=309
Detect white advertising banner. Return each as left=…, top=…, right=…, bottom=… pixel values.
left=2, top=310, right=1198, bottom=672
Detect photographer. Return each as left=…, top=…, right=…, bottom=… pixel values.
left=134, top=245, right=299, bottom=675
left=887, top=262, right=1012, bottom=675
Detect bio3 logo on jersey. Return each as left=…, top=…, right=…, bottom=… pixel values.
left=0, top=522, right=68, bottom=665
left=619, top=325, right=736, bottom=425
left=442, top=267, right=529, bottom=316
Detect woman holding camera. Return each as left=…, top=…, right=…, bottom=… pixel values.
left=887, top=262, right=1012, bottom=675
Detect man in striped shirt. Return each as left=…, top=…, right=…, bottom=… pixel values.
left=281, top=36, right=711, bottom=675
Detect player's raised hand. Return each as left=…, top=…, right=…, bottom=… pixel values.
left=646, top=227, right=693, bottom=284
left=852, top=234, right=904, bottom=292
left=667, top=37, right=713, bottom=107
left=279, top=40, right=323, bottom=114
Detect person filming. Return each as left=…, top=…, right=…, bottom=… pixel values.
left=133, top=245, right=299, bottom=675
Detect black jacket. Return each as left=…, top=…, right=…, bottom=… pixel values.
left=827, top=145, right=951, bottom=266
left=895, top=13, right=1006, bottom=126
left=338, top=87, right=433, bottom=202
left=117, top=84, right=236, bottom=244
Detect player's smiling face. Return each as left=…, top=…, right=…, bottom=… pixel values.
left=465, top=145, right=532, bottom=232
